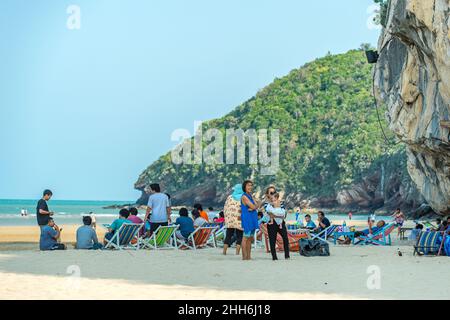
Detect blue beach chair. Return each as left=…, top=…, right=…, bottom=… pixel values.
left=413, top=231, right=444, bottom=256
left=104, top=223, right=143, bottom=250
left=310, top=225, right=337, bottom=243
left=355, top=223, right=395, bottom=246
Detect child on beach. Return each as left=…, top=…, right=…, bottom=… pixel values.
left=266, top=193, right=286, bottom=229
left=104, top=209, right=130, bottom=243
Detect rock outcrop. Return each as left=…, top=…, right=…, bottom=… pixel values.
left=374, top=0, right=450, bottom=215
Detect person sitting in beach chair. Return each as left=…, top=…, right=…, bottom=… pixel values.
left=313, top=211, right=330, bottom=233
left=76, top=216, right=102, bottom=250
left=104, top=209, right=131, bottom=244
left=128, top=207, right=145, bottom=236
left=174, top=208, right=195, bottom=240
left=40, top=217, right=66, bottom=251
left=213, top=211, right=225, bottom=224
left=304, top=214, right=316, bottom=230
left=192, top=209, right=207, bottom=228
left=354, top=219, right=386, bottom=238
left=193, top=203, right=210, bottom=223
left=409, top=223, right=424, bottom=241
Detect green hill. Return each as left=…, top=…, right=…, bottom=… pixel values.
left=135, top=49, right=421, bottom=212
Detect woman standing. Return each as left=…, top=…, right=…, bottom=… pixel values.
left=263, top=185, right=285, bottom=213
left=223, top=184, right=244, bottom=255
left=240, top=180, right=261, bottom=260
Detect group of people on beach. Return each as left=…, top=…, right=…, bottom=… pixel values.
left=35, top=184, right=450, bottom=259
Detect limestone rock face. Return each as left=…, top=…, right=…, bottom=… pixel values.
left=374, top=0, right=450, bottom=215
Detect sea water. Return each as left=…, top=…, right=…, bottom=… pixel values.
left=0, top=199, right=133, bottom=226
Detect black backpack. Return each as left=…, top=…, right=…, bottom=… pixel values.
left=299, top=239, right=330, bottom=257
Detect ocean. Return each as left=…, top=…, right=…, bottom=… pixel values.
left=0, top=199, right=134, bottom=226
left=0, top=199, right=373, bottom=227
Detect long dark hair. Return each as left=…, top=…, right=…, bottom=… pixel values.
left=242, top=180, right=253, bottom=194
left=192, top=209, right=201, bottom=219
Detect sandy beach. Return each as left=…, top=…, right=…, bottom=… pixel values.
left=0, top=224, right=449, bottom=300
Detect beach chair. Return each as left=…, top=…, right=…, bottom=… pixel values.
left=355, top=223, right=395, bottom=246
left=214, top=225, right=226, bottom=247
left=202, top=223, right=221, bottom=247
left=413, top=231, right=444, bottom=256
left=104, top=223, right=143, bottom=250
left=178, top=226, right=218, bottom=250
left=310, top=225, right=338, bottom=243
left=259, top=223, right=308, bottom=253
left=141, top=225, right=179, bottom=250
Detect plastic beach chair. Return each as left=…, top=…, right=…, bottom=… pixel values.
left=142, top=225, right=179, bottom=250
left=104, top=223, right=143, bottom=250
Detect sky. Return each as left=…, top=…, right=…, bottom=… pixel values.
left=0, top=0, right=381, bottom=201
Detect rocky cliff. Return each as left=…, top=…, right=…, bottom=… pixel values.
left=374, top=0, right=450, bottom=215
left=136, top=49, right=425, bottom=214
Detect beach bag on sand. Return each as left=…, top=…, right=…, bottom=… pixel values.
left=299, top=239, right=330, bottom=257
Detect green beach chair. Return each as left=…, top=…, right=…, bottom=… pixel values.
left=142, top=225, right=179, bottom=250
left=104, top=223, right=143, bottom=250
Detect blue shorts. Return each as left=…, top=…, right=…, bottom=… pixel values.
left=243, top=230, right=255, bottom=238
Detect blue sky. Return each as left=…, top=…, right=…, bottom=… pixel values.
left=0, top=0, right=380, bottom=201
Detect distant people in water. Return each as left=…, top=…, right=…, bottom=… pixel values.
left=348, top=212, right=353, bottom=221
left=194, top=203, right=210, bottom=223
left=88, top=211, right=97, bottom=229
left=145, top=184, right=171, bottom=236
left=128, top=207, right=144, bottom=236
left=76, top=216, right=102, bottom=250
left=36, top=189, right=54, bottom=229
left=21, top=209, right=28, bottom=217
left=174, top=208, right=195, bottom=240
left=40, top=217, right=66, bottom=251
left=192, top=209, right=206, bottom=228
left=104, top=209, right=130, bottom=243
left=213, top=211, right=225, bottom=224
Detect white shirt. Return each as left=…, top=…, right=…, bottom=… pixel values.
left=265, top=204, right=286, bottom=225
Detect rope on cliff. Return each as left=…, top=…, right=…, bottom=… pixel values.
left=371, top=38, right=401, bottom=148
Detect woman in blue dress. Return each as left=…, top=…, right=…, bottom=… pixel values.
left=240, top=180, right=262, bottom=260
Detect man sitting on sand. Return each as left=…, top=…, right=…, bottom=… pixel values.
left=104, top=209, right=130, bottom=244
left=40, top=217, right=66, bottom=251
left=76, top=216, right=102, bottom=250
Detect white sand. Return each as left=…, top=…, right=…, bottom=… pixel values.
left=0, top=245, right=449, bottom=300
